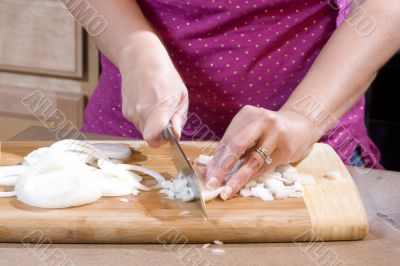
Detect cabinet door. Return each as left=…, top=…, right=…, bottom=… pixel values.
left=0, top=0, right=83, bottom=78
left=0, top=82, right=84, bottom=128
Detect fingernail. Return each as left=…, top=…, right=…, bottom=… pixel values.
left=220, top=186, right=232, bottom=201
left=206, top=177, right=218, bottom=190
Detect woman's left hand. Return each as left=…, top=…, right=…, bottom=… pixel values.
left=204, top=105, right=320, bottom=200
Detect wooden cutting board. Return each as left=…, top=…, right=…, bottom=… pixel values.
left=0, top=141, right=368, bottom=243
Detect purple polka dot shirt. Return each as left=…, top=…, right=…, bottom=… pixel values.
left=82, top=0, right=382, bottom=168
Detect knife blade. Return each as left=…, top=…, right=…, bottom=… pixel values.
left=162, top=123, right=208, bottom=219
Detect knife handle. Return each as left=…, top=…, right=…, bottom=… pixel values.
left=162, top=122, right=174, bottom=140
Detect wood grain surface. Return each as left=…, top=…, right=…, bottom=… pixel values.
left=0, top=141, right=368, bottom=243
left=0, top=0, right=83, bottom=78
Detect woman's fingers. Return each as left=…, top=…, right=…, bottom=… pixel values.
left=141, top=106, right=170, bottom=148
left=221, top=139, right=277, bottom=200
left=170, top=94, right=189, bottom=140
left=139, top=93, right=188, bottom=147
left=205, top=120, right=264, bottom=189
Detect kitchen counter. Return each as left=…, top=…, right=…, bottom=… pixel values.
left=0, top=127, right=399, bottom=266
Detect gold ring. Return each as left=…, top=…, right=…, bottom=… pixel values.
left=255, top=147, right=273, bottom=165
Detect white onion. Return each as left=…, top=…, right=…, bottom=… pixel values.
left=118, top=164, right=166, bottom=188
left=0, top=139, right=167, bottom=208
left=324, top=171, right=341, bottom=180
left=276, top=164, right=298, bottom=174
left=202, top=186, right=224, bottom=202
left=213, top=240, right=224, bottom=245
left=23, top=148, right=49, bottom=166
left=0, top=191, right=17, bottom=197
left=282, top=172, right=316, bottom=185
left=98, top=176, right=133, bottom=196
left=0, top=175, right=20, bottom=186
left=239, top=188, right=253, bottom=197
left=93, top=143, right=132, bottom=159
left=194, top=154, right=314, bottom=202
left=15, top=170, right=103, bottom=208
left=211, top=249, right=225, bottom=254
left=250, top=186, right=274, bottom=201
left=195, top=154, right=214, bottom=165
left=50, top=139, right=108, bottom=164
left=202, top=243, right=211, bottom=249
left=0, top=165, right=27, bottom=186
left=0, top=165, right=27, bottom=176
left=160, top=178, right=195, bottom=202
left=98, top=159, right=148, bottom=191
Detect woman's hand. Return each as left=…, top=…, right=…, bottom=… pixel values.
left=204, top=105, right=320, bottom=200
left=119, top=43, right=188, bottom=147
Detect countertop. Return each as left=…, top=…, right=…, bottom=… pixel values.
left=0, top=126, right=399, bottom=266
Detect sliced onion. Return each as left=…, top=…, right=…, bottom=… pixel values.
left=0, top=175, right=20, bottom=186
left=23, top=148, right=49, bottom=166
left=15, top=170, right=103, bottom=208
left=50, top=139, right=109, bottom=164
left=93, top=143, right=132, bottom=159
left=118, top=164, right=166, bottom=189
left=98, top=176, right=133, bottom=196
left=98, top=159, right=149, bottom=191
left=0, top=165, right=27, bottom=177
left=0, top=191, right=17, bottom=197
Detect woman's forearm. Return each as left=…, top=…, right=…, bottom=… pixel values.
left=281, top=0, right=400, bottom=134
left=63, top=0, right=166, bottom=69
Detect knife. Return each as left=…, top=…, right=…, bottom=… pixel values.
left=162, top=123, right=208, bottom=220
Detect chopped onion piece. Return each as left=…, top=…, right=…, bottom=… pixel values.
left=202, top=243, right=210, bottom=249
left=160, top=178, right=194, bottom=202
left=324, top=171, right=341, bottom=180
left=276, top=164, right=298, bottom=174
left=179, top=210, right=191, bottom=216
left=282, top=172, right=316, bottom=185
left=211, top=248, right=225, bottom=254
left=195, top=154, right=214, bottom=166
left=202, top=186, right=223, bottom=202
left=213, top=240, right=224, bottom=245
left=239, top=188, right=253, bottom=197
left=250, top=186, right=274, bottom=201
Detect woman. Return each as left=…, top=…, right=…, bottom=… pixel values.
left=66, top=0, right=400, bottom=200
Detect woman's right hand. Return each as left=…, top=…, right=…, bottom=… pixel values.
left=119, top=41, right=189, bottom=147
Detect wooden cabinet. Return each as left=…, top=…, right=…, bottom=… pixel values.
left=0, top=0, right=99, bottom=140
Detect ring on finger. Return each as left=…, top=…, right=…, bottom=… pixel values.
left=255, top=147, right=273, bottom=165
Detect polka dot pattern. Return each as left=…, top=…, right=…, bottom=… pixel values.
left=81, top=0, right=381, bottom=168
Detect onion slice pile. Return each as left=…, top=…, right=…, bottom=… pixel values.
left=0, top=139, right=165, bottom=208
